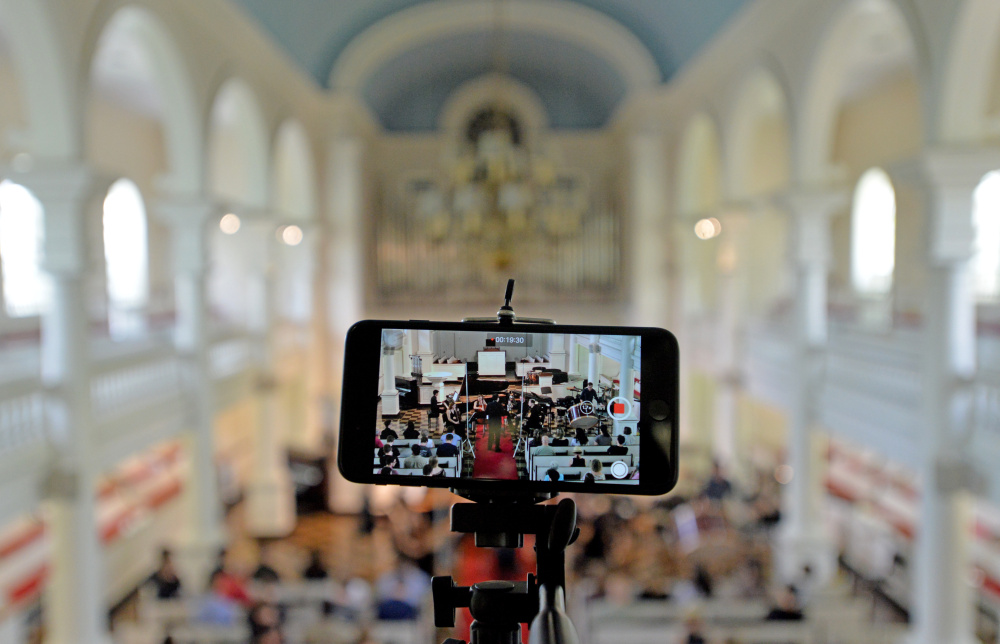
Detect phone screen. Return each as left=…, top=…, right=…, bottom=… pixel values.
left=375, top=328, right=642, bottom=486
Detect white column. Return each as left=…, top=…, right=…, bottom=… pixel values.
left=327, top=133, right=367, bottom=513
left=381, top=344, right=400, bottom=415
left=628, top=128, right=671, bottom=326
left=612, top=336, right=638, bottom=436
left=587, top=339, right=601, bottom=388
left=305, top=223, right=334, bottom=451
left=158, top=199, right=225, bottom=564
left=414, top=329, right=435, bottom=375
left=568, top=335, right=579, bottom=376
left=20, top=165, right=111, bottom=644
left=244, top=220, right=295, bottom=538
left=775, top=188, right=845, bottom=584
left=906, top=150, right=1000, bottom=644
left=712, top=209, right=747, bottom=475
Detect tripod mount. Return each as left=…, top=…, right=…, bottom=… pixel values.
left=432, top=493, right=581, bottom=644
left=433, top=280, right=580, bottom=644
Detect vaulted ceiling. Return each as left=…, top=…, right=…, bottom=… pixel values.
left=230, top=0, right=749, bottom=131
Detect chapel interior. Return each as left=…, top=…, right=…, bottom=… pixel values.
left=0, top=0, right=998, bottom=643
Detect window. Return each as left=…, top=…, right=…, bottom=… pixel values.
left=851, top=167, right=896, bottom=296
left=103, top=179, right=148, bottom=336
left=0, top=180, right=46, bottom=317
left=973, top=171, right=1000, bottom=300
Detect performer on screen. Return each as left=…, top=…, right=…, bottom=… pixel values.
left=429, top=389, right=443, bottom=431
left=485, top=394, right=505, bottom=452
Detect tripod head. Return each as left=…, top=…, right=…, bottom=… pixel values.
left=432, top=494, right=581, bottom=644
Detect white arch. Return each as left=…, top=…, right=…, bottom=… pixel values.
left=207, top=76, right=270, bottom=209
left=439, top=74, right=549, bottom=140
left=795, top=0, right=922, bottom=184
left=0, top=0, right=76, bottom=158
left=83, top=5, right=204, bottom=195
left=676, top=112, right=723, bottom=219
left=723, top=64, right=792, bottom=200
left=330, top=0, right=658, bottom=93
left=939, top=0, right=1000, bottom=143
left=271, top=118, right=317, bottom=221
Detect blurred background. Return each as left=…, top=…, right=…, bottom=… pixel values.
left=0, top=0, right=998, bottom=642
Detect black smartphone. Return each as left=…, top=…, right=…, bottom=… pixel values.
left=337, top=320, right=678, bottom=496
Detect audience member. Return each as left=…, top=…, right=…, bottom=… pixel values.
left=402, top=420, right=419, bottom=439
left=196, top=570, right=243, bottom=625
left=545, top=467, right=563, bottom=482
left=595, top=426, right=612, bottom=446
left=418, top=431, right=435, bottom=456
left=251, top=543, right=281, bottom=584
left=248, top=602, right=283, bottom=641
left=302, top=550, right=329, bottom=581
left=403, top=445, right=426, bottom=470
left=590, top=459, right=606, bottom=481
left=703, top=461, right=733, bottom=502
left=375, top=561, right=430, bottom=621
left=436, top=436, right=459, bottom=457
left=607, top=435, right=628, bottom=455
left=534, top=434, right=555, bottom=456
left=150, top=548, right=182, bottom=599
left=379, top=445, right=399, bottom=467
left=570, top=447, right=586, bottom=467
left=622, top=426, right=636, bottom=445
left=424, top=456, right=444, bottom=476
left=583, top=472, right=596, bottom=484
left=766, top=585, right=804, bottom=621
left=379, top=419, right=398, bottom=441
left=551, top=431, right=569, bottom=447
left=573, top=427, right=589, bottom=446
left=379, top=464, right=396, bottom=476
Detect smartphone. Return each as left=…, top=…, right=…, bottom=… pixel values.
left=337, top=320, right=678, bottom=496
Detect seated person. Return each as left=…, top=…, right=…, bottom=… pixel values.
left=402, top=445, right=426, bottom=470
left=383, top=436, right=402, bottom=460
left=590, top=459, right=606, bottom=481
left=533, top=434, right=555, bottom=456
left=594, top=427, right=612, bottom=447
left=248, top=602, right=283, bottom=641
left=379, top=445, right=400, bottom=466
left=622, top=426, right=637, bottom=445
left=417, top=431, right=435, bottom=456
left=607, top=435, right=629, bottom=455
left=150, top=548, right=182, bottom=599
left=379, top=464, right=396, bottom=476
left=446, top=432, right=462, bottom=446
left=251, top=544, right=281, bottom=583
left=544, top=467, right=563, bottom=482
left=766, top=585, right=804, bottom=621
left=571, top=427, right=589, bottom=446
left=550, top=431, right=569, bottom=447
left=423, top=457, right=444, bottom=477
left=583, top=472, right=596, bottom=484
left=373, top=427, right=383, bottom=450
left=302, top=550, right=328, bottom=581
left=380, top=419, right=398, bottom=441
left=196, top=570, right=243, bottom=624
left=436, top=436, right=460, bottom=457
left=402, top=421, right=420, bottom=440
left=569, top=447, right=586, bottom=468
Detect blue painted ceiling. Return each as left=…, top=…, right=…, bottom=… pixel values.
left=229, top=0, right=749, bottom=131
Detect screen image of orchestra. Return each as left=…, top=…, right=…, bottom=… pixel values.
left=375, top=330, right=641, bottom=484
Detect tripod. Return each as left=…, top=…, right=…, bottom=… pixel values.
left=432, top=493, right=581, bottom=644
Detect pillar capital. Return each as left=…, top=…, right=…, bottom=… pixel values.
left=887, top=148, right=1000, bottom=264
left=780, top=187, right=848, bottom=268
left=11, top=163, right=104, bottom=274
left=158, top=197, right=221, bottom=275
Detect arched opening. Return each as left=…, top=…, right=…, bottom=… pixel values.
left=85, top=6, right=202, bottom=336
left=102, top=178, right=149, bottom=338
left=271, top=119, right=317, bottom=325
left=940, top=0, right=1000, bottom=143
left=851, top=167, right=896, bottom=296
left=724, top=67, right=793, bottom=317
left=973, top=171, right=1000, bottom=300
left=0, top=180, right=45, bottom=317
left=207, top=77, right=270, bottom=326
